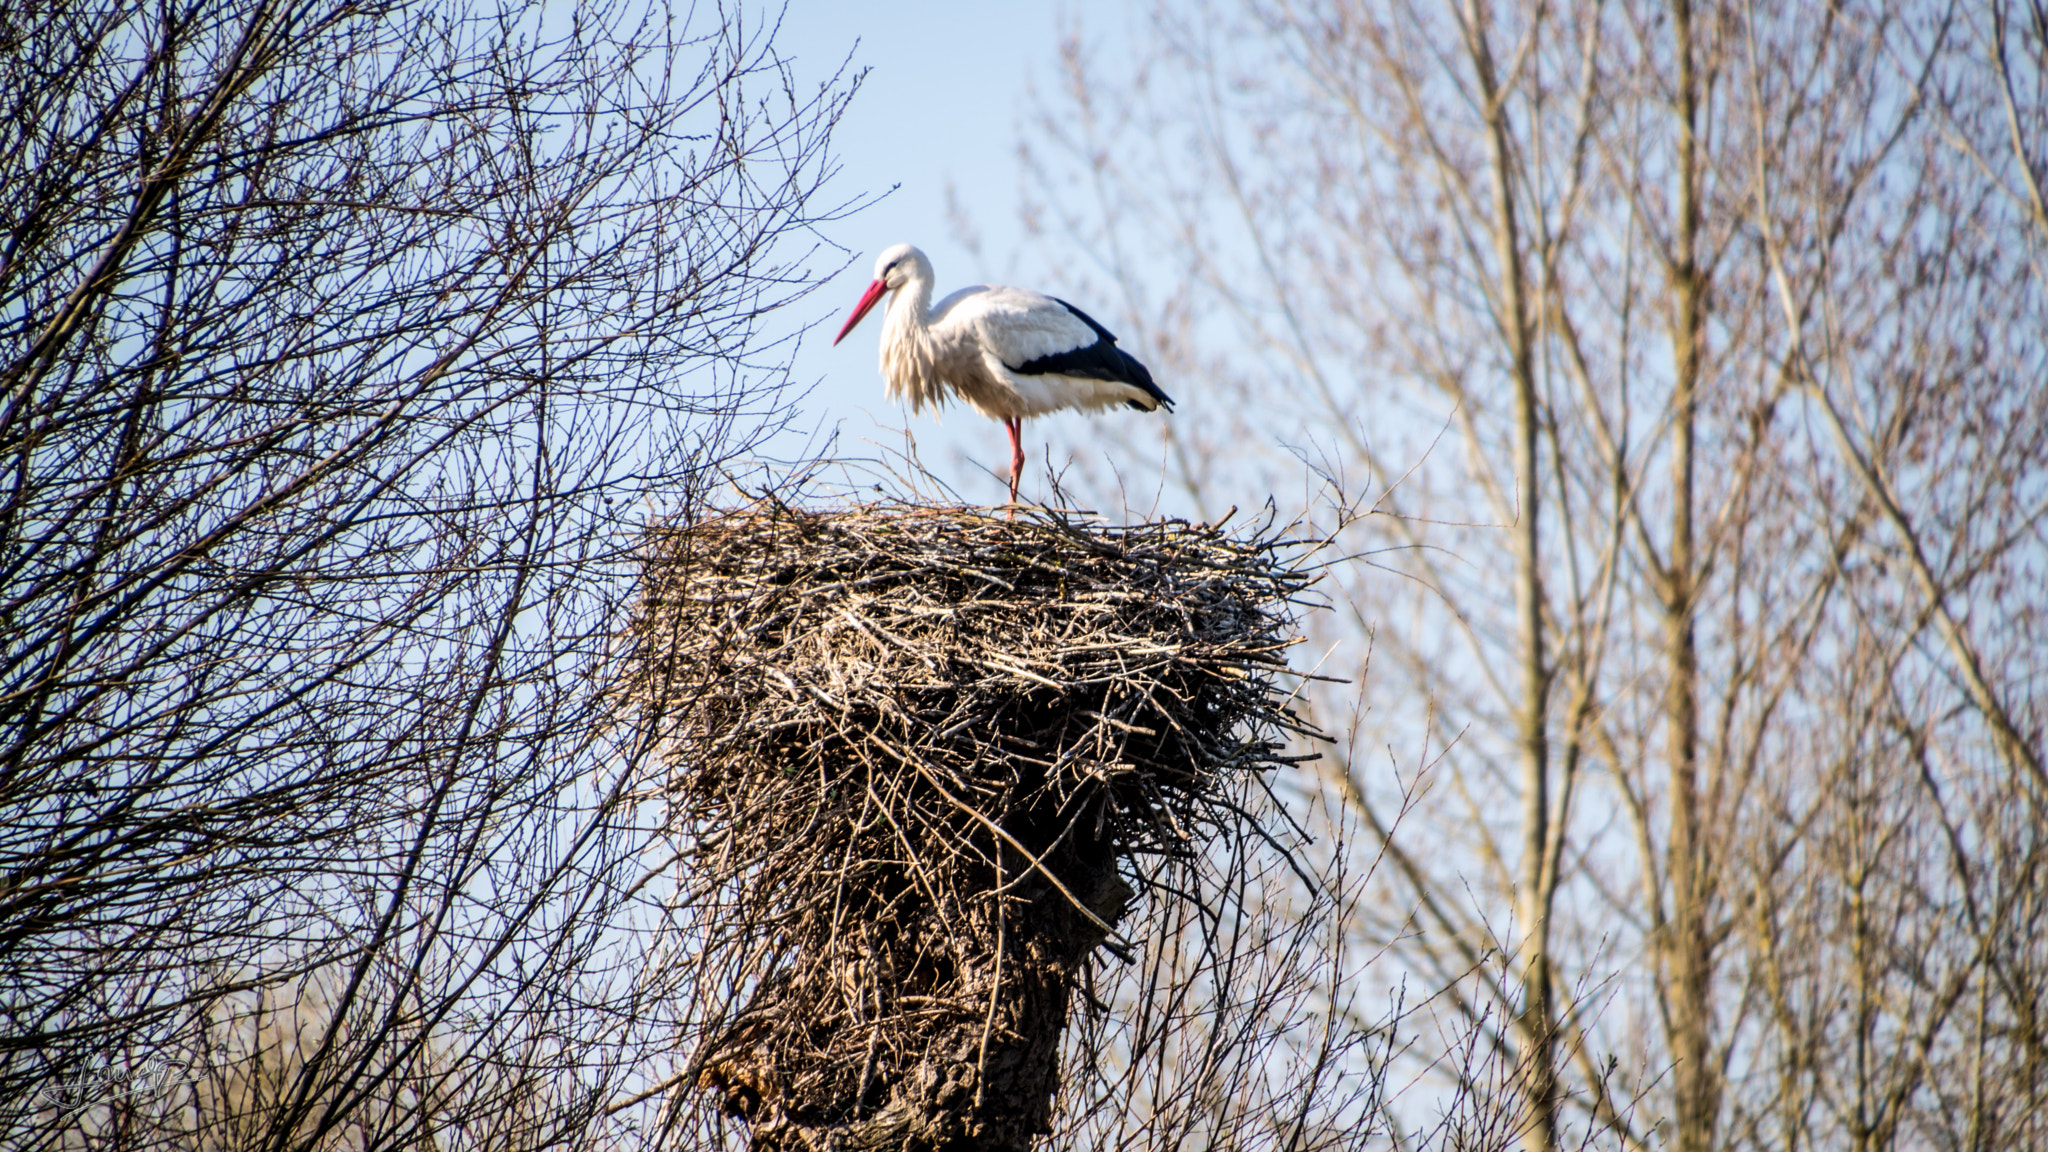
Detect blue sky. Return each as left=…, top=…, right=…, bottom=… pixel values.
left=762, top=1, right=1137, bottom=501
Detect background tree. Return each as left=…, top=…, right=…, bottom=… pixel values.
left=1017, top=1, right=2047, bottom=1149
left=0, top=1, right=856, bottom=1147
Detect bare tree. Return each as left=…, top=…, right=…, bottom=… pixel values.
left=1015, top=1, right=2047, bottom=1150
left=0, top=1, right=857, bottom=1147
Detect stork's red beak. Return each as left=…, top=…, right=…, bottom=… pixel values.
left=832, top=278, right=889, bottom=346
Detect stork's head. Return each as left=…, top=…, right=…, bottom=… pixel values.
left=833, top=243, right=929, bottom=345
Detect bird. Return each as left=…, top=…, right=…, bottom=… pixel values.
left=832, top=243, right=1173, bottom=507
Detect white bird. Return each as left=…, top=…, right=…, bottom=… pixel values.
left=832, top=243, right=1174, bottom=506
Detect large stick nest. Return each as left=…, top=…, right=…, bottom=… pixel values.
left=621, top=501, right=1318, bottom=1151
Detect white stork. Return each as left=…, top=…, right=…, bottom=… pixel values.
left=832, top=243, right=1173, bottom=505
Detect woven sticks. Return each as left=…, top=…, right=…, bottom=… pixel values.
left=620, top=500, right=1317, bottom=1152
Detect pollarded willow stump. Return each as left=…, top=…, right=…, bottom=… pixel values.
left=622, top=501, right=1314, bottom=1151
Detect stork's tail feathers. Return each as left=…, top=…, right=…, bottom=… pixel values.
left=1120, top=351, right=1174, bottom=412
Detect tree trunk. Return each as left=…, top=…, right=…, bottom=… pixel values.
left=1464, top=3, right=1558, bottom=1147
left=1665, top=4, right=1717, bottom=1149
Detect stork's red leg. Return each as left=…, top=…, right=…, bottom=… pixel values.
left=1005, top=417, right=1025, bottom=510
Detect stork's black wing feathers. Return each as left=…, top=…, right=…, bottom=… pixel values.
left=1009, top=298, right=1175, bottom=412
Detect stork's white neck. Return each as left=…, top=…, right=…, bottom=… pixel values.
left=878, top=256, right=946, bottom=413
left=883, top=255, right=936, bottom=332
